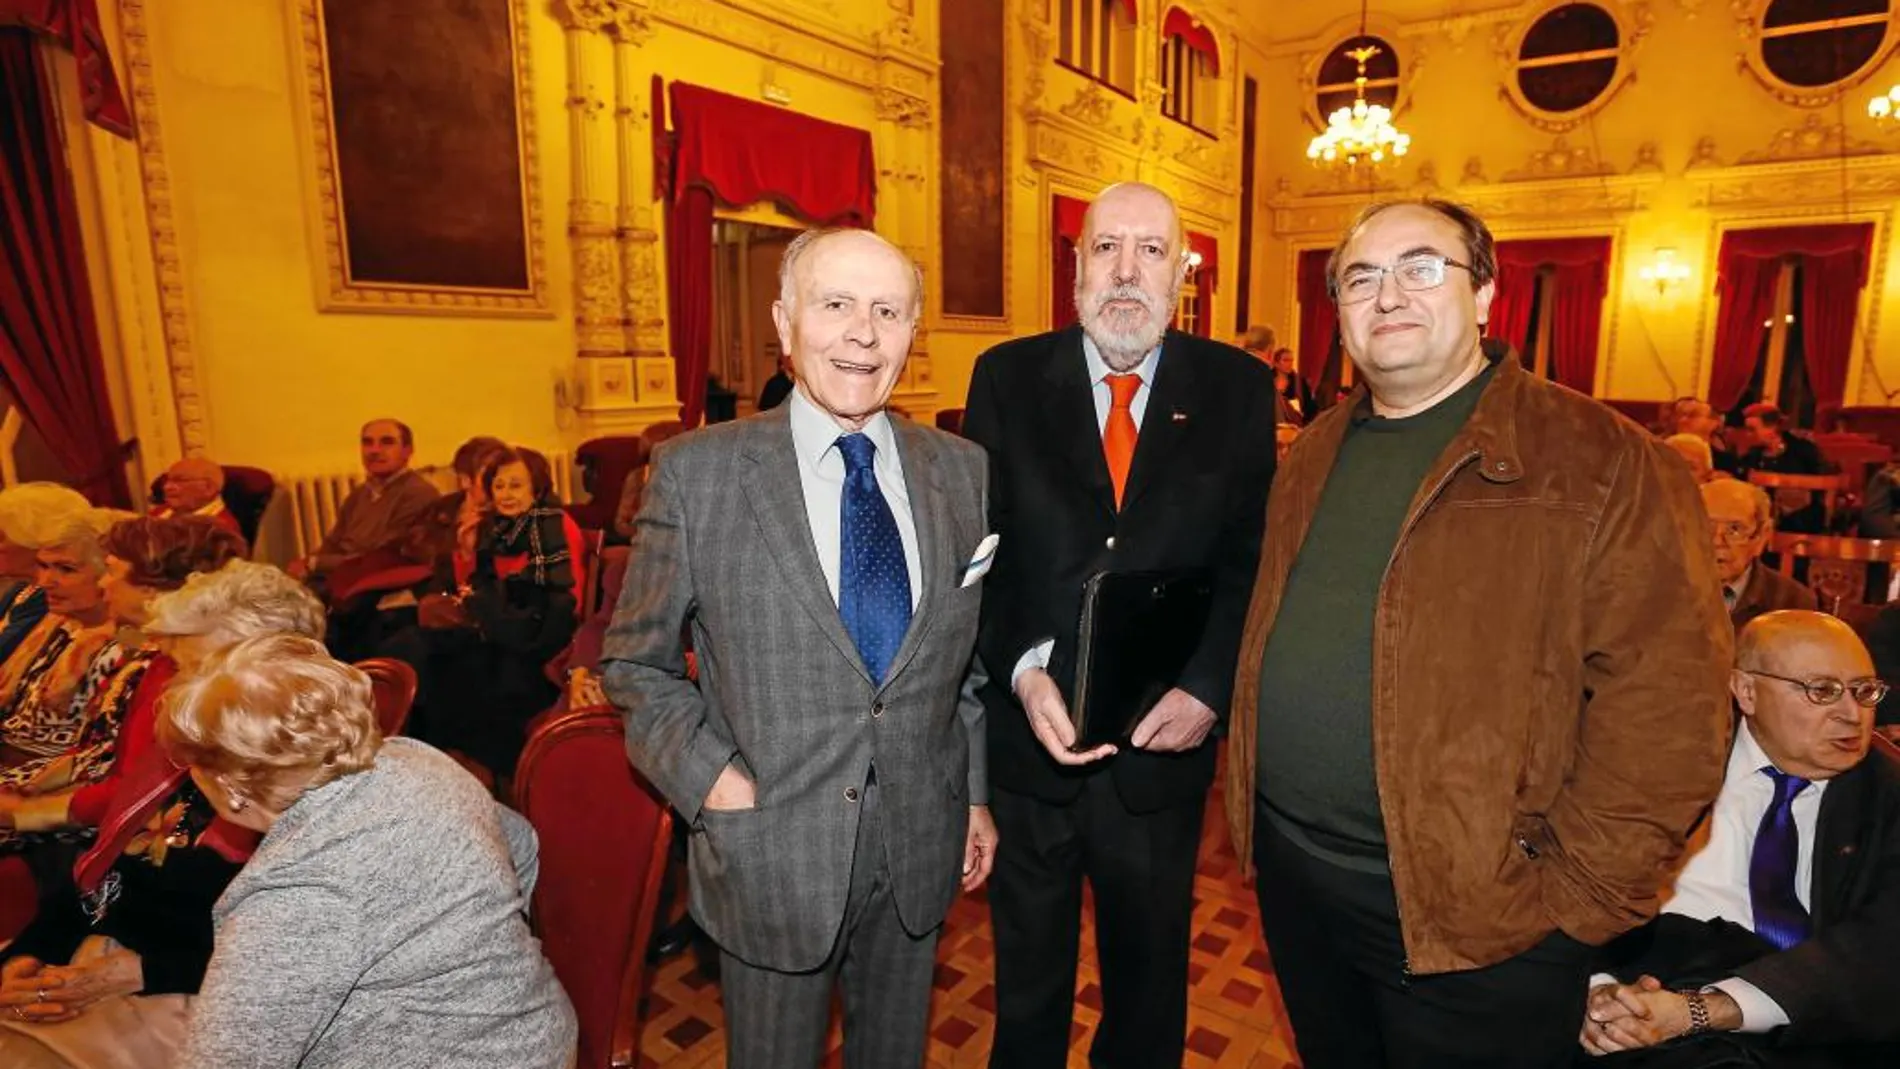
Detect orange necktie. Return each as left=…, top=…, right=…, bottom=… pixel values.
left=1103, top=373, right=1141, bottom=507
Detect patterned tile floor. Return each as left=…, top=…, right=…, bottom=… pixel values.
left=634, top=786, right=1301, bottom=1068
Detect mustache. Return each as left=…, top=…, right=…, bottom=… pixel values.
left=1085, top=284, right=1167, bottom=320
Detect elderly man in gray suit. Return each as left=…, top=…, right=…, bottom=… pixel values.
left=603, top=227, right=999, bottom=1069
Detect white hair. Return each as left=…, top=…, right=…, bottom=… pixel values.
left=145, top=560, right=326, bottom=647
left=46, top=508, right=136, bottom=569
left=776, top=227, right=924, bottom=321
left=0, top=482, right=93, bottom=550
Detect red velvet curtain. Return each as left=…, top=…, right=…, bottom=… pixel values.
left=662, top=83, right=877, bottom=426
left=0, top=30, right=130, bottom=505
left=1295, top=249, right=1337, bottom=393
left=1491, top=237, right=1610, bottom=394
left=1706, top=224, right=1872, bottom=413
left=0, top=0, right=130, bottom=136
left=1052, top=195, right=1087, bottom=330
left=1161, top=7, right=1220, bottom=72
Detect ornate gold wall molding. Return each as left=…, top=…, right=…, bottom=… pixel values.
left=1500, top=135, right=1618, bottom=181
left=647, top=0, right=885, bottom=88
left=1736, top=114, right=1884, bottom=165
left=1687, top=154, right=1900, bottom=210
left=289, top=0, right=551, bottom=316
left=116, top=0, right=209, bottom=454
left=1270, top=173, right=1656, bottom=239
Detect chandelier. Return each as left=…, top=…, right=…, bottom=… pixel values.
left=1306, top=44, right=1411, bottom=167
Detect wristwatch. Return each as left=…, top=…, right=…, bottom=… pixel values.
left=1680, top=990, right=1712, bottom=1036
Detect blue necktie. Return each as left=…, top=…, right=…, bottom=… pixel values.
left=836, top=433, right=911, bottom=683
left=1750, top=766, right=1811, bottom=950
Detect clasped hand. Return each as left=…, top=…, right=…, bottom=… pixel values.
left=0, top=949, right=144, bottom=1025
left=1015, top=668, right=1215, bottom=764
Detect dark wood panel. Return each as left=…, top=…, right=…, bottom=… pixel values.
left=938, top=0, right=1006, bottom=319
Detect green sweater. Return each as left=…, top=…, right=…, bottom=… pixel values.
left=1254, top=365, right=1492, bottom=871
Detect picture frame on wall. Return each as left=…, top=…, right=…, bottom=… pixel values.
left=288, top=0, right=550, bottom=316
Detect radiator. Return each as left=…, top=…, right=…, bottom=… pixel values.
left=277, top=452, right=576, bottom=562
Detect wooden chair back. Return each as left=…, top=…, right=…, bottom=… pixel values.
left=355, top=657, right=419, bottom=738
left=1769, top=533, right=1900, bottom=611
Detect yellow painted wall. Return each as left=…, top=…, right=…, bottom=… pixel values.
left=1240, top=1, right=1900, bottom=406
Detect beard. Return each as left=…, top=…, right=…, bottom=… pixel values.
left=1076, top=281, right=1176, bottom=371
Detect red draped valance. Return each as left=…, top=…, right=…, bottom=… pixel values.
left=1162, top=7, right=1220, bottom=73
left=668, top=82, right=875, bottom=226
left=1496, top=237, right=1610, bottom=271
left=1488, top=236, right=1610, bottom=396
left=1716, top=223, right=1874, bottom=286
left=1707, top=223, right=1874, bottom=414
left=0, top=0, right=129, bottom=137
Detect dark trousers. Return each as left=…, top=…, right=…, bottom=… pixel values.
left=717, top=776, right=939, bottom=1069
left=987, top=775, right=1204, bottom=1069
left=1252, top=805, right=1594, bottom=1069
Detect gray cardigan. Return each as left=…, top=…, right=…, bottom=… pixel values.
left=179, top=739, right=576, bottom=1068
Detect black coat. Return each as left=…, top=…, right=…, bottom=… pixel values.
left=961, top=326, right=1277, bottom=813
left=1597, top=742, right=1900, bottom=1064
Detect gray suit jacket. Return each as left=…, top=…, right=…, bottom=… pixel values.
left=602, top=406, right=990, bottom=971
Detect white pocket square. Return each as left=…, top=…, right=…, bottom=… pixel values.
left=959, top=533, right=1000, bottom=589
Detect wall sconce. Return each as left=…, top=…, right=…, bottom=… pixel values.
left=1637, top=248, right=1691, bottom=295
left=1184, top=249, right=1204, bottom=277
left=1870, top=85, right=1900, bottom=125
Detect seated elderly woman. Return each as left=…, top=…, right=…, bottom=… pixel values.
left=0, top=516, right=246, bottom=839
left=400, top=446, right=578, bottom=782
left=159, top=635, right=575, bottom=1068
left=0, top=562, right=323, bottom=1069
left=0, top=484, right=93, bottom=668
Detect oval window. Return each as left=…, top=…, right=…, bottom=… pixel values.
left=1516, top=3, right=1621, bottom=114
left=1315, top=35, right=1398, bottom=120
left=1760, top=0, right=1892, bottom=88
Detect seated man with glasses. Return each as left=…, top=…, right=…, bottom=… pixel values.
left=1703, top=480, right=1816, bottom=630
left=1579, top=610, right=1900, bottom=1068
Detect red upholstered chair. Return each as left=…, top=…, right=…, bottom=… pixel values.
left=147, top=464, right=276, bottom=552
left=935, top=408, right=966, bottom=436
left=516, top=709, right=673, bottom=1069
left=355, top=657, right=419, bottom=738
left=1818, top=405, right=1900, bottom=453
left=0, top=854, right=34, bottom=942
left=568, top=437, right=651, bottom=533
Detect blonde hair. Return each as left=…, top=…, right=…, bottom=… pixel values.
left=1663, top=433, right=1714, bottom=479
left=157, top=634, right=381, bottom=813
left=145, top=561, right=325, bottom=645
left=0, top=483, right=92, bottom=550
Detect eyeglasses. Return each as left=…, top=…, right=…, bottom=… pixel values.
left=1742, top=669, right=1889, bottom=708
left=1336, top=254, right=1473, bottom=306
left=1709, top=520, right=1763, bottom=544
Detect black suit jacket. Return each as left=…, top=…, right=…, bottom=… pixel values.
left=962, top=326, right=1277, bottom=812
left=1600, top=741, right=1900, bottom=1054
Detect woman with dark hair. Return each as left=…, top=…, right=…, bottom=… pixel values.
left=410, top=447, right=579, bottom=784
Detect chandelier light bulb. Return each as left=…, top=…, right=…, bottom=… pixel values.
left=1307, top=44, right=1411, bottom=170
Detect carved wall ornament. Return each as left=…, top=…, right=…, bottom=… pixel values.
left=1686, top=136, right=1723, bottom=169
left=1738, top=114, right=1883, bottom=164
left=875, top=87, right=933, bottom=128
left=556, top=0, right=618, bottom=32
left=1059, top=82, right=1119, bottom=128
left=1630, top=141, right=1663, bottom=173
left=1688, top=156, right=1900, bottom=210
left=650, top=0, right=882, bottom=88
left=1501, top=136, right=1616, bottom=181
left=610, top=4, right=656, bottom=44
left=1461, top=156, right=1489, bottom=184
left=875, top=13, right=916, bottom=53
left=118, top=0, right=209, bottom=454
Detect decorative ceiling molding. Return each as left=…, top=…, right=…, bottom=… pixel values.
left=1737, top=113, right=1884, bottom=165
left=1269, top=172, right=1657, bottom=239
left=1500, top=135, right=1618, bottom=181
left=1686, top=153, right=1900, bottom=210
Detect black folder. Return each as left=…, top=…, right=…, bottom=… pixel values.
left=1069, top=568, right=1215, bottom=750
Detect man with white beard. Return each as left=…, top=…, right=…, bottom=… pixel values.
left=961, top=182, right=1280, bottom=1069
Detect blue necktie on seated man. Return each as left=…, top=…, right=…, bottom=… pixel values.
left=837, top=433, right=912, bottom=683
left=1750, top=766, right=1811, bottom=951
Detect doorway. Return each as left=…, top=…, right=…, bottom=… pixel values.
left=710, top=220, right=802, bottom=419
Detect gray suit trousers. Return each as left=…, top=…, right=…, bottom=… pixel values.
left=718, top=775, right=940, bottom=1069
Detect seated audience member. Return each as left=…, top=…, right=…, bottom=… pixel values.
left=0, top=516, right=244, bottom=840
left=407, top=447, right=578, bottom=781
left=326, top=435, right=507, bottom=662
left=1857, top=462, right=1900, bottom=540
left=159, top=635, right=576, bottom=1068
left=0, top=484, right=92, bottom=667
left=147, top=459, right=242, bottom=542
left=1666, top=434, right=1719, bottom=484
left=0, top=512, right=127, bottom=781
left=286, top=419, right=439, bottom=585
left=757, top=351, right=795, bottom=411
left=1737, top=404, right=1828, bottom=533
left=1667, top=398, right=1740, bottom=476
left=1862, top=602, right=1900, bottom=733
left=1705, top=481, right=1816, bottom=630
left=0, top=564, right=323, bottom=1069
left=1580, top=611, right=1900, bottom=1068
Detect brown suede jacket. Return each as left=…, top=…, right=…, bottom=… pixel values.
left=1225, top=349, right=1735, bottom=975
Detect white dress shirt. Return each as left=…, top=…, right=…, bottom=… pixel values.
left=1009, top=337, right=1163, bottom=688
left=1593, top=722, right=1825, bottom=1032
left=786, top=387, right=921, bottom=611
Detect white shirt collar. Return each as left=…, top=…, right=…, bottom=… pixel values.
left=1732, top=718, right=1820, bottom=796
left=1081, top=334, right=1163, bottom=389
left=787, top=385, right=897, bottom=471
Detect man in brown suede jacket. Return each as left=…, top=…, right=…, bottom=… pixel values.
left=1226, top=198, right=1734, bottom=1069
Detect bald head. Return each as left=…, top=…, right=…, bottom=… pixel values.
left=1081, top=183, right=1186, bottom=254
left=1734, top=610, right=1877, bottom=779
left=162, top=457, right=225, bottom=513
